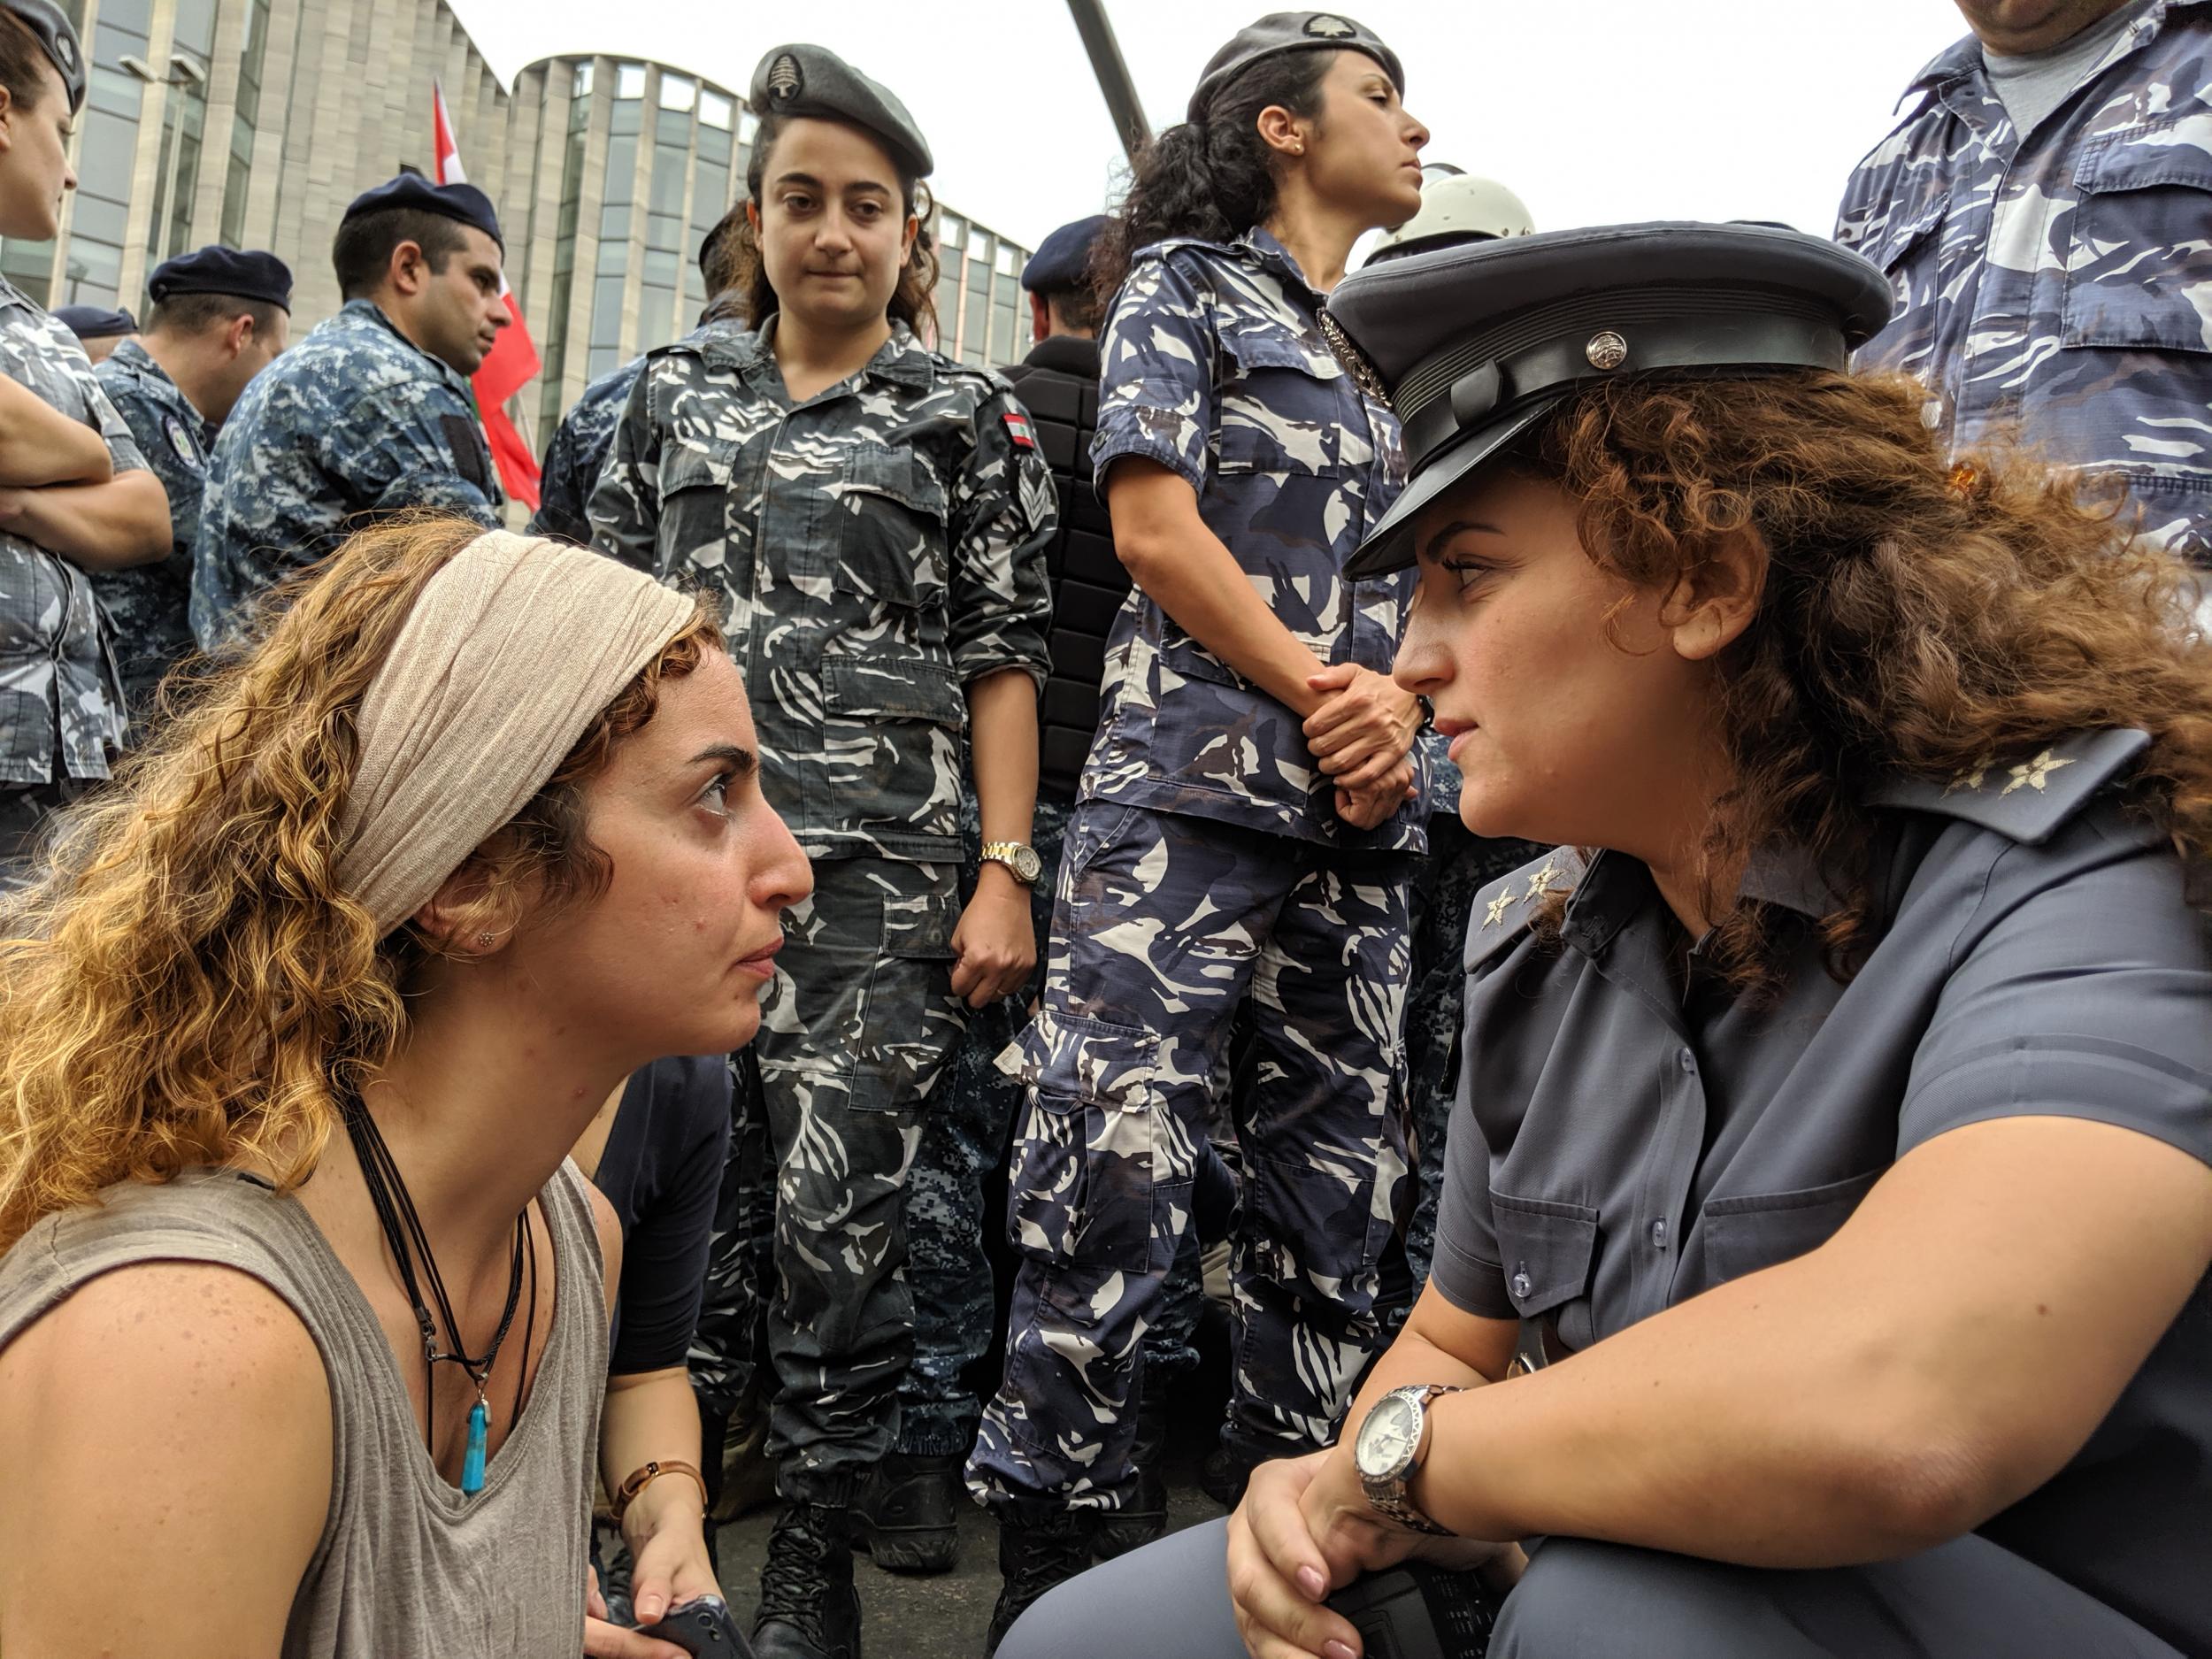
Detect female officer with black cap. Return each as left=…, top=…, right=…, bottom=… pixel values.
left=0, top=0, right=171, bottom=884
left=589, top=41, right=1054, bottom=1659
left=997, top=218, right=2212, bottom=1659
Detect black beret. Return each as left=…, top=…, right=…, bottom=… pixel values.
left=1187, top=12, right=1402, bottom=124
left=4, top=0, right=83, bottom=111
left=54, top=303, right=135, bottom=340
left=341, top=174, right=503, bottom=251
left=148, top=245, right=295, bottom=312
left=1022, top=215, right=1112, bottom=294
left=748, top=43, right=933, bottom=178
left=1330, top=221, right=1895, bottom=578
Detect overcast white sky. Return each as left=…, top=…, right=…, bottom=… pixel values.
left=449, top=1, right=1975, bottom=251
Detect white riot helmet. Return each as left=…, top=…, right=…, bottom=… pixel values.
left=1366, top=168, right=1536, bottom=265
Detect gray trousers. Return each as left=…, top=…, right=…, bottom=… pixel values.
left=997, top=1517, right=2184, bottom=1659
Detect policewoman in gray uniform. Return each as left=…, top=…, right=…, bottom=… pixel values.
left=1000, top=222, right=2212, bottom=1659
left=588, top=43, right=1053, bottom=1659
left=0, top=0, right=171, bottom=881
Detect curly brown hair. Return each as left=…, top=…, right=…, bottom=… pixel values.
left=0, top=515, right=721, bottom=1249
left=1508, top=369, right=2212, bottom=990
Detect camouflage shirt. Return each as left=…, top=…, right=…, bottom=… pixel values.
left=588, top=318, right=1056, bottom=864
left=1088, top=228, right=1425, bottom=851
left=1837, top=0, right=2212, bottom=565
left=529, top=354, right=646, bottom=546
left=192, top=299, right=502, bottom=648
left=0, top=276, right=150, bottom=785
left=92, top=338, right=210, bottom=710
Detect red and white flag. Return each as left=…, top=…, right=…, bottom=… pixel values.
left=433, top=81, right=541, bottom=510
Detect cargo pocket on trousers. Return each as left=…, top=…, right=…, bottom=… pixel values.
left=1002, top=1007, right=1164, bottom=1273
left=851, top=881, right=963, bottom=1104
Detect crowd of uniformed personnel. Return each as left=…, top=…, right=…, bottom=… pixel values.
left=1, top=2, right=2209, bottom=1657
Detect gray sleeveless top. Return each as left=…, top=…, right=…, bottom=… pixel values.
left=0, top=1162, right=608, bottom=1655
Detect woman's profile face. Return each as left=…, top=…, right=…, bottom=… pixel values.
left=750, top=117, right=917, bottom=333
left=524, top=646, right=811, bottom=1060
left=1296, top=50, right=1428, bottom=230
left=1393, top=467, right=1717, bottom=850
left=0, top=63, right=75, bottom=244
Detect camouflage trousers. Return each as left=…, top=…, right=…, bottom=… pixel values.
left=751, top=855, right=968, bottom=1504
left=1400, top=817, right=1547, bottom=1302
left=0, top=778, right=85, bottom=892
left=688, top=1047, right=772, bottom=1418
left=969, top=801, right=1414, bottom=1514
left=899, top=793, right=1210, bottom=1458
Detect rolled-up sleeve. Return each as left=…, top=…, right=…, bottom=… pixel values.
left=81, top=373, right=149, bottom=476
left=947, top=382, right=1054, bottom=688
left=1091, top=250, right=1216, bottom=495
left=1429, top=1086, right=1515, bottom=1319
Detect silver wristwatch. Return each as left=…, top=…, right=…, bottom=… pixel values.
left=979, top=840, right=1042, bottom=886
left=1353, top=1383, right=1463, bottom=1535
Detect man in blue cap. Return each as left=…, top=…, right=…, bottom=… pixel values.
left=192, top=175, right=507, bottom=649
left=93, top=247, right=290, bottom=718
left=52, top=305, right=135, bottom=365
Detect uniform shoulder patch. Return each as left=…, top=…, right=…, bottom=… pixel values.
left=1463, top=846, right=1579, bottom=972
left=1002, top=410, right=1037, bottom=450
left=1866, top=728, right=2151, bottom=846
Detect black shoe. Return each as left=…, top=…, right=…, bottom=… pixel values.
left=1198, top=1444, right=1257, bottom=1510
left=1092, top=1408, right=1168, bottom=1561
left=854, top=1449, right=963, bottom=1574
left=751, top=1502, right=862, bottom=1659
left=986, top=1510, right=1094, bottom=1655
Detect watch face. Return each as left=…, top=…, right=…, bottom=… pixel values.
left=1014, top=845, right=1042, bottom=884
left=1356, top=1393, right=1421, bottom=1478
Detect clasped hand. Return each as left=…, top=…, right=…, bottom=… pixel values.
left=950, top=871, right=1037, bottom=1008
left=1305, top=664, right=1422, bottom=832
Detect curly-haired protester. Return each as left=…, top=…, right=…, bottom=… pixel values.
left=1001, top=223, right=2212, bottom=1659
left=0, top=518, right=811, bottom=1658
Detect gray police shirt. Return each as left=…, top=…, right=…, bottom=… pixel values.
left=1432, top=727, right=2211, bottom=1655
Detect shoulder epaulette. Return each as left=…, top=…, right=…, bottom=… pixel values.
left=1866, top=728, right=2151, bottom=845
left=1463, top=846, right=1581, bottom=972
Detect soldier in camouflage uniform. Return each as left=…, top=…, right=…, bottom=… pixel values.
left=968, top=14, right=1432, bottom=1644
left=1837, top=0, right=2212, bottom=588
left=92, top=247, right=291, bottom=723
left=0, top=0, right=173, bottom=884
left=193, top=174, right=508, bottom=650
left=588, top=43, right=1053, bottom=1659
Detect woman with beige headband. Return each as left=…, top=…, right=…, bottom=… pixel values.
left=0, top=516, right=811, bottom=1658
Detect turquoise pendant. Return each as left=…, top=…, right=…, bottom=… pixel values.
left=461, top=1399, right=488, bottom=1494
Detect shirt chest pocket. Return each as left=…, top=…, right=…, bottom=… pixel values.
left=2061, top=120, right=2212, bottom=354
left=833, top=445, right=951, bottom=610
left=1491, top=1191, right=1599, bottom=1347
left=1701, top=1168, right=1882, bottom=1285
left=659, top=442, right=740, bottom=574
left=1216, top=330, right=1353, bottom=479
left=1863, top=187, right=1950, bottom=317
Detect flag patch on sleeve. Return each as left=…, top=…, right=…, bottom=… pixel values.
left=1002, top=411, right=1037, bottom=450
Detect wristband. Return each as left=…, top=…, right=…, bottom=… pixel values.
left=611, top=1457, right=709, bottom=1525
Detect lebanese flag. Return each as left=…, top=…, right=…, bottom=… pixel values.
left=433, top=81, right=541, bottom=509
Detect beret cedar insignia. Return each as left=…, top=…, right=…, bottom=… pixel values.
left=765, top=52, right=802, bottom=103
left=1304, top=13, right=1357, bottom=37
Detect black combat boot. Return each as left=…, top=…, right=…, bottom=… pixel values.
left=1198, top=1442, right=1257, bottom=1510
left=986, top=1509, right=1094, bottom=1655
left=1091, top=1405, right=1169, bottom=1560
left=750, top=1501, right=862, bottom=1659
left=854, top=1449, right=963, bottom=1573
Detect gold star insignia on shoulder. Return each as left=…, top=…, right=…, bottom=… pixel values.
left=2001, top=749, right=2075, bottom=796
left=1524, top=859, right=1559, bottom=902
left=1482, top=888, right=1516, bottom=929
left=1946, top=759, right=1991, bottom=794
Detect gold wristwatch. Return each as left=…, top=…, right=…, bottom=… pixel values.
left=979, top=841, right=1042, bottom=887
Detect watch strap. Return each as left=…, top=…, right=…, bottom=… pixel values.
left=1359, top=1383, right=1465, bottom=1535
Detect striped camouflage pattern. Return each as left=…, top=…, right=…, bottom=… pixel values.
left=0, top=275, right=148, bottom=785
left=1837, top=0, right=2212, bottom=567
left=588, top=318, right=1056, bottom=864
left=91, top=339, right=211, bottom=715
left=193, top=299, right=502, bottom=649
left=1084, top=228, right=1426, bottom=849
left=527, top=351, right=643, bottom=547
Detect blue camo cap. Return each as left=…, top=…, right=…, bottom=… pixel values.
left=342, top=173, right=504, bottom=252
left=54, top=303, right=135, bottom=339
left=749, top=43, right=933, bottom=178
left=1331, top=221, right=1895, bottom=579
left=4, top=0, right=83, bottom=111
left=149, top=245, right=295, bottom=312
left=1187, top=12, right=1402, bottom=123
left=1022, top=215, right=1113, bottom=294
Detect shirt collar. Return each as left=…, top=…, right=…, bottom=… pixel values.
left=1023, top=333, right=1098, bottom=376
left=340, top=298, right=474, bottom=395
left=1560, top=838, right=1838, bottom=956
left=1907, top=0, right=2194, bottom=92
left=1235, top=226, right=1323, bottom=302
left=720, top=316, right=935, bottom=396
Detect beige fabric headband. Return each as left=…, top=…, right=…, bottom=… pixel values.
left=336, top=528, right=699, bottom=936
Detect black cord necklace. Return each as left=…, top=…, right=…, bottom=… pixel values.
left=340, top=1090, right=530, bottom=1494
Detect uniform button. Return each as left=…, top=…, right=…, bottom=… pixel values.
left=1510, top=1263, right=1532, bottom=1301
left=1650, top=1218, right=1668, bottom=1248
left=1678, top=1048, right=1696, bottom=1072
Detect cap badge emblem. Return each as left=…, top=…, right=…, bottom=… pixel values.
left=1318, top=311, right=1392, bottom=411
left=1585, top=330, right=1628, bottom=371
left=765, top=52, right=802, bottom=103
left=1304, top=14, right=1357, bottom=38
left=53, top=34, right=74, bottom=73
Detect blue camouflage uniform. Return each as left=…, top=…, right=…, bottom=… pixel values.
left=0, top=275, right=150, bottom=878
left=970, top=227, right=1425, bottom=1517
left=589, top=316, right=1055, bottom=1505
left=90, top=338, right=209, bottom=717
left=527, top=355, right=642, bottom=547
left=192, top=299, right=501, bottom=648
left=1836, top=0, right=2212, bottom=571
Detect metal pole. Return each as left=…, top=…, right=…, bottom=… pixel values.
left=1064, top=0, right=1151, bottom=165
